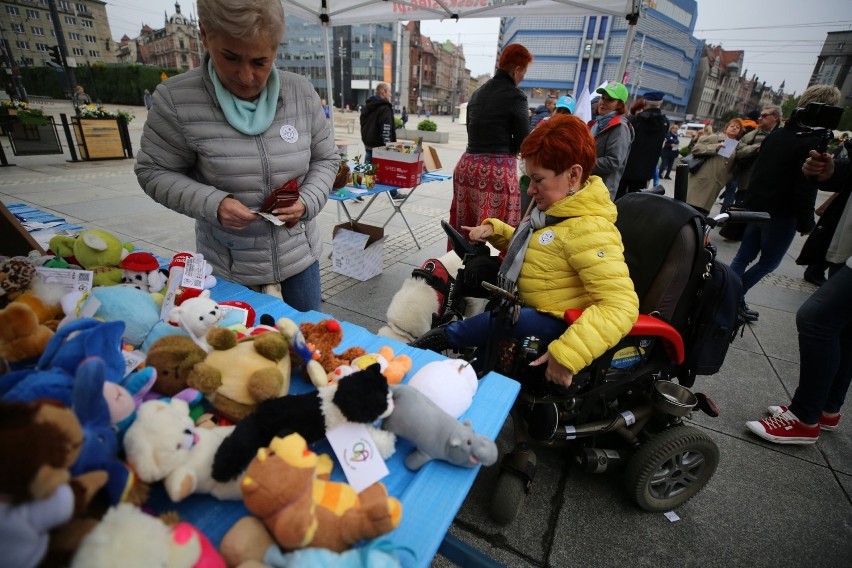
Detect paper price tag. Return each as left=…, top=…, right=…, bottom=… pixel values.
left=325, top=422, right=389, bottom=493
left=122, top=349, right=146, bottom=377
left=34, top=267, right=94, bottom=295
left=181, top=255, right=207, bottom=289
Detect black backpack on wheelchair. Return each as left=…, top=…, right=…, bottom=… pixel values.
left=413, top=192, right=746, bottom=523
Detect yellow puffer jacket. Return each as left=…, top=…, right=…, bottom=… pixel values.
left=485, top=176, right=639, bottom=373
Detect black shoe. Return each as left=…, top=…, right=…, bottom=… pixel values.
left=409, top=323, right=452, bottom=352
left=353, top=196, right=365, bottom=203
left=803, top=271, right=827, bottom=287
left=663, top=175, right=673, bottom=180
left=740, top=304, right=759, bottom=322
left=391, top=192, right=409, bottom=203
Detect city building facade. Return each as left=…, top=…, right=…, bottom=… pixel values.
left=135, top=3, right=201, bottom=71
left=809, top=30, right=852, bottom=106
left=497, top=0, right=701, bottom=122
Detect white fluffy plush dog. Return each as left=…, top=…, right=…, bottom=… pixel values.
left=378, top=249, right=490, bottom=343
left=123, top=398, right=242, bottom=502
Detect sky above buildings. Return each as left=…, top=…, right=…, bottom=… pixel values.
left=106, top=0, right=852, bottom=96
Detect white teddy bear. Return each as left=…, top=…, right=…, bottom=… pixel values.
left=123, top=398, right=242, bottom=502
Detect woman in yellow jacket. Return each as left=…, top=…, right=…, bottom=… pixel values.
left=414, top=115, right=639, bottom=388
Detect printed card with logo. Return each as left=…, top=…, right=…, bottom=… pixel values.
left=325, top=422, right=389, bottom=493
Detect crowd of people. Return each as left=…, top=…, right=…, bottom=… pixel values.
left=131, top=5, right=849, bottom=450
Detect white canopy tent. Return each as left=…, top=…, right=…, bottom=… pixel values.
left=279, top=0, right=640, bottom=133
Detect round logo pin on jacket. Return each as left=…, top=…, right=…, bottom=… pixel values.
left=280, top=125, right=298, bottom=143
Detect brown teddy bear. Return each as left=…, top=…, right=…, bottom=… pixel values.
left=186, top=326, right=291, bottom=422
left=0, top=399, right=108, bottom=568
left=298, top=319, right=366, bottom=374
left=0, top=302, right=54, bottom=363
left=233, top=432, right=401, bottom=554
left=144, top=335, right=207, bottom=398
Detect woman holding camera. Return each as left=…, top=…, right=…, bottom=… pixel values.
left=135, top=0, right=338, bottom=312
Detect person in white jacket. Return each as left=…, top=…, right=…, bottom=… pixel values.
left=135, top=0, right=338, bottom=312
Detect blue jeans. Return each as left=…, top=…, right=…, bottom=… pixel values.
left=364, top=148, right=399, bottom=198
left=445, top=307, right=567, bottom=370
left=280, top=260, right=321, bottom=312
left=729, top=213, right=797, bottom=295
left=789, top=265, right=852, bottom=424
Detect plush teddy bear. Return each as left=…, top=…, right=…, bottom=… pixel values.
left=50, top=229, right=135, bottom=287
left=0, top=399, right=108, bottom=568
left=71, top=503, right=225, bottom=568
left=186, top=321, right=293, bottom=422
left=238, top=432, right=402, bottom=553
left=123, top=398, right=242, bottom=503
left=0, top=302, right=54, bottom=363
left=165, top=290, right=224, bottom=350
left=144, top=334, right=207, bottom=399
left=212, top=363, right=395, bottom=483
left=328, top=345, right=413, bottom=385
left=298, top=319, right=366, bottom=374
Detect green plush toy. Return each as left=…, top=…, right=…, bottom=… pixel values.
left=50, top=230, right=134, bottom=287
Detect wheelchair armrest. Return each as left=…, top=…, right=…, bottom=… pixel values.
left=563, top=309, right=685, bottom=364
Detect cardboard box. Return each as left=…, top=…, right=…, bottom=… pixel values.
left=422, top=144, right=442, bottom=172
left=372, top=148, right=424, bottom=187
left=331, top=222, right=385, bottom=281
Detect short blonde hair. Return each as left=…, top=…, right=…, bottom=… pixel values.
left=198, top=0, right=284, bottom=45
left=798, top=84, right=841, bottom=107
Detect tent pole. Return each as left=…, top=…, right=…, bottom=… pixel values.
left=322, top=19, right=337, bottom=140
left=615, top=2, right=641, bottom=84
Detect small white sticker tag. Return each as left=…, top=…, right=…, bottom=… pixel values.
left=279, top=124, right=298, bottom=143
left=621, top=410, right=636, bottom=426
left=664, top=511, right=681, bottom=522
left=326, top=422, right=389, bottom=493
left=34, top=267, right=94, bottom=295
left=563, top=425, right=577, bottom=439
left=122, top=349, right=146, bottom=377
left=180, top=255, right=207, bottom=289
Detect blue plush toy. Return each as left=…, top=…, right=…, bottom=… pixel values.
left=70, top=356, right=135, bottom=505
left=0, top=318, right=126, bottom=402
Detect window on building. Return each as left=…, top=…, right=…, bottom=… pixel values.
left=69, top=33, right=80, bottom=41
left=26, top=9, right=39, bottom=19
left=32, top=27, right=44, bottom=36
left=81, top=20, right=93, bottom=28
left=76, top=3, right=88, bottom=13
left=16, top=41, right=31, bottom=50
left=72, top=47, right=84, bottom=56
left=88, top=50, right=99, bottom=57
left=59, top=1, right=71, bottom=10
left=85, top=35, right=97, bottom=43
left=65, top=16, right=76, bottom=25
left=838, top=42, right=846, bottom=51
left=11, top=23, right=24, bottom=33
left=21, top=57, right=34, bottom=66
left=36, top=43, right=49, bottom=52
left=182, top=54, right=187, bottom=63
left=50, top=30, right=55, bottom=37
left=6, top=6, right=20, bottom=16
left=179, top=39, right=185, bottom=49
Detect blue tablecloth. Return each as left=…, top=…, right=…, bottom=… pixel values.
left=147, top=280, right=519, bottom=567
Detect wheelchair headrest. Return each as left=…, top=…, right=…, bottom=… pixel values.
left=615, top=193, right=704, bottom=304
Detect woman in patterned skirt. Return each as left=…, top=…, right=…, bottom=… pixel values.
left=450, top=44, right=532, bottom=244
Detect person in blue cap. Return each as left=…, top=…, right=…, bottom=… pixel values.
left=617, top=90, right=669, bottom=198
left=554, top=95, right=575, bottom=115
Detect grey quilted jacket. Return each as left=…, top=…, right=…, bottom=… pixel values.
left=135, top=57, right=338, bottom=286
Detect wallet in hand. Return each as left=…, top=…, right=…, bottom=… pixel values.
left=260, top=178, right=300, bottom=227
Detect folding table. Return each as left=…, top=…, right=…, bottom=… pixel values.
left=328, top=172, right=451, bottom=249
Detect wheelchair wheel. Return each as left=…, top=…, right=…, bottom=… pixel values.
left=625, top=425, right=719, bottom=512
left=489, top=470, right=527, bottom=524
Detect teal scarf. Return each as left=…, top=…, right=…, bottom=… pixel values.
left=208, top=59, right=279, bottom=136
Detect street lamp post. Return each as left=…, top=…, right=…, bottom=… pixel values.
left=338, top=35, right=347, bottom=109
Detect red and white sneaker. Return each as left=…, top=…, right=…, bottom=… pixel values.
left=746, top=410, right=820, bottom=445
left=767, top=405, right=841, bottom=431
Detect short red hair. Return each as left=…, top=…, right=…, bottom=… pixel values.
left=520, top=114, right=596, bottom=183
left=498, top=44, right=533, bottom=72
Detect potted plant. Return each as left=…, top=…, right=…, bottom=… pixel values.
left=16, top=108, right=49, bottom=126
left=333, top=152, right=350, bottom=190
left=363, top=162, right=378, bottom=189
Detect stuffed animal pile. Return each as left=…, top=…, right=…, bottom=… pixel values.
left=0, top=227, right=504, bottom=565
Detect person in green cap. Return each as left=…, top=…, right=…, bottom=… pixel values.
left=589, top=81, right=634, bottom=200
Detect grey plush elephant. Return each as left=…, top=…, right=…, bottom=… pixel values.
left=383, top=384, right=498, bottom=471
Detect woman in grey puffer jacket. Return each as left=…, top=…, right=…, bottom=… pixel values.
left=135, top=0, right=338, bottom=312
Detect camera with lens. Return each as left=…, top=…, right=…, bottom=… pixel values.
left=789, top=102, right=844, bottom=153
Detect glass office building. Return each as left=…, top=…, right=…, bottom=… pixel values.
left=499, top=0, right=702, bottom=119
